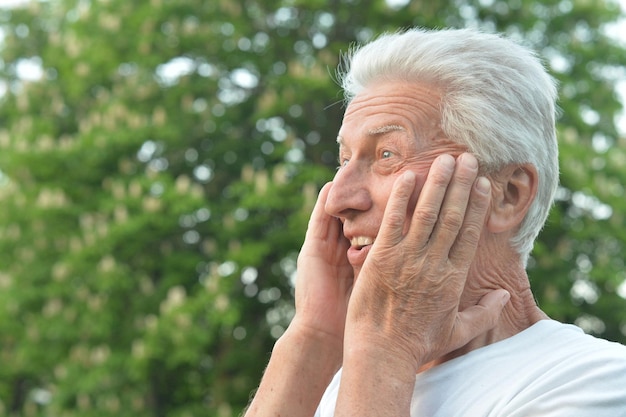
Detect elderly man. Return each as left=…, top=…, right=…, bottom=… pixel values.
left=244, top=28, right=626, bottom=416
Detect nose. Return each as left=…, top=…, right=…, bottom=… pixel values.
left=324, top=160, right=372, bottom=220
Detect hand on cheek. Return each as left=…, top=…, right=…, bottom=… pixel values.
left=344, top=153, right=509, bottom=371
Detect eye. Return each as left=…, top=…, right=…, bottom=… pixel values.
left=337, top=157, right=349, bottom=170
left=381, top=150, right=393, bottom=159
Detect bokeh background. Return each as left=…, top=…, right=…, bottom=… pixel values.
left=0, top=0, right=625, bottom=416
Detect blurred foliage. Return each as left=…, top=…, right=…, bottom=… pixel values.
left=0, top=0, right=624, bottom=415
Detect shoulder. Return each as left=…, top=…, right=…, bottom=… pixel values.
left=512, top=320, right=626, bottom=379
left=531, top=320, right=626, bottom=360
left=505, top=320, right=626, bottom=415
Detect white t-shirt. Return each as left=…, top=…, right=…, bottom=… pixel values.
left=315, top=320, right=626, bottom=416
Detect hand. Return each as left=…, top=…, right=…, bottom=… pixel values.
left=292, top=182, right=354, bottom=350
left=244, top=184, right=354, bottom=417
left=344, top=153, right=509, bottom=371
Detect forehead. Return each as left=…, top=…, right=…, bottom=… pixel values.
left=339, top=81, right=442, bottom=141
left=337, top=123, right=406, bottom=146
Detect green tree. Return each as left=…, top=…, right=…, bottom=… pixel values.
left=0, top=0, right=624, bottom=416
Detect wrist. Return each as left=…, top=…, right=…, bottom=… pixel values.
left=335, top=336, right=418, bottom=416
left=245, top=322, right=343, bottom=417
left=343, top=330, right=423, bottom=382
left=277, top=320, right=344, bottom=376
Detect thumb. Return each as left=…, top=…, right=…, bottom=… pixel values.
left=452, top=290, right=510, bottom=349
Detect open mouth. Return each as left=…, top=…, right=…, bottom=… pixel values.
left=350, top=236, right=374, bottom=250
left=346, top=237, right=374, bottom=267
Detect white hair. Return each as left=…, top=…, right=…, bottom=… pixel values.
left=338, top=27, right=559, bottom=264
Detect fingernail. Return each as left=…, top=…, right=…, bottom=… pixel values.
left=400, top=170, right=416, bottom=185
left=476, top=177, right=490, bottom=194
left=460, top=153, right=478, bottom=169
left=501, top=290, right=511, bottom=306
left=438, top=154, right=455, bottom=171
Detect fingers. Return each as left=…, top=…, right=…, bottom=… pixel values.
left=449, top=175, right=491, bottom=266
left=375, top=170, right=417, bottom=247
left=406, top=154, right=456, bottom=248
left=450, top=290, right=510, bottom=351
left=406, top=153, right=490, bottom=262
left=375, top=153, right=490, bottom=258
left=301, top=182, right=350, bottom=271
left=426, top=153, right=479, bottom=252
left=305, top=182, right=340, bottom=241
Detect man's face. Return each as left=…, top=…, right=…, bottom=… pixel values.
left=325, top=81, right=467, bottom=278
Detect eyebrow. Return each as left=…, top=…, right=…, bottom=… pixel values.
left=367, top=124, right=406, bottom=136
left=337, top=124, right=406, bottom=144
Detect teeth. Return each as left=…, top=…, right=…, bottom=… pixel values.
left=351, top=236, right=374, bottom=247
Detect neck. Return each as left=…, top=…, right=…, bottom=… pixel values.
left=418, top=239, right=549, bottom=373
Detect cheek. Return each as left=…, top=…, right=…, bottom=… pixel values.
left=379, top=169, right=427, bottom=235
left=374, top=178, right=396, bottom=207
left=404, top=153, right=439, bottom=172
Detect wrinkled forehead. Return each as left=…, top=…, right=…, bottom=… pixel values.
left=339, top=81, right=443, bottom=139
left=336, top=124, right=407, bottom=145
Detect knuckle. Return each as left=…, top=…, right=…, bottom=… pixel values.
left=457, top=223, right=482, bottom=246
left=456, top=172, right=476, bottom=188
left=469, top=191, right=490, bottom=210
left=430, top=169, right=453, bottom=187
left=385, top=209, right=406, bottom=229
left=439, top=208, right=464, bottom=230
left=413, top=206, right=439, bottom=225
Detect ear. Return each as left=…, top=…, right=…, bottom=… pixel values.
left=487, top=164, right=538, bottom=234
